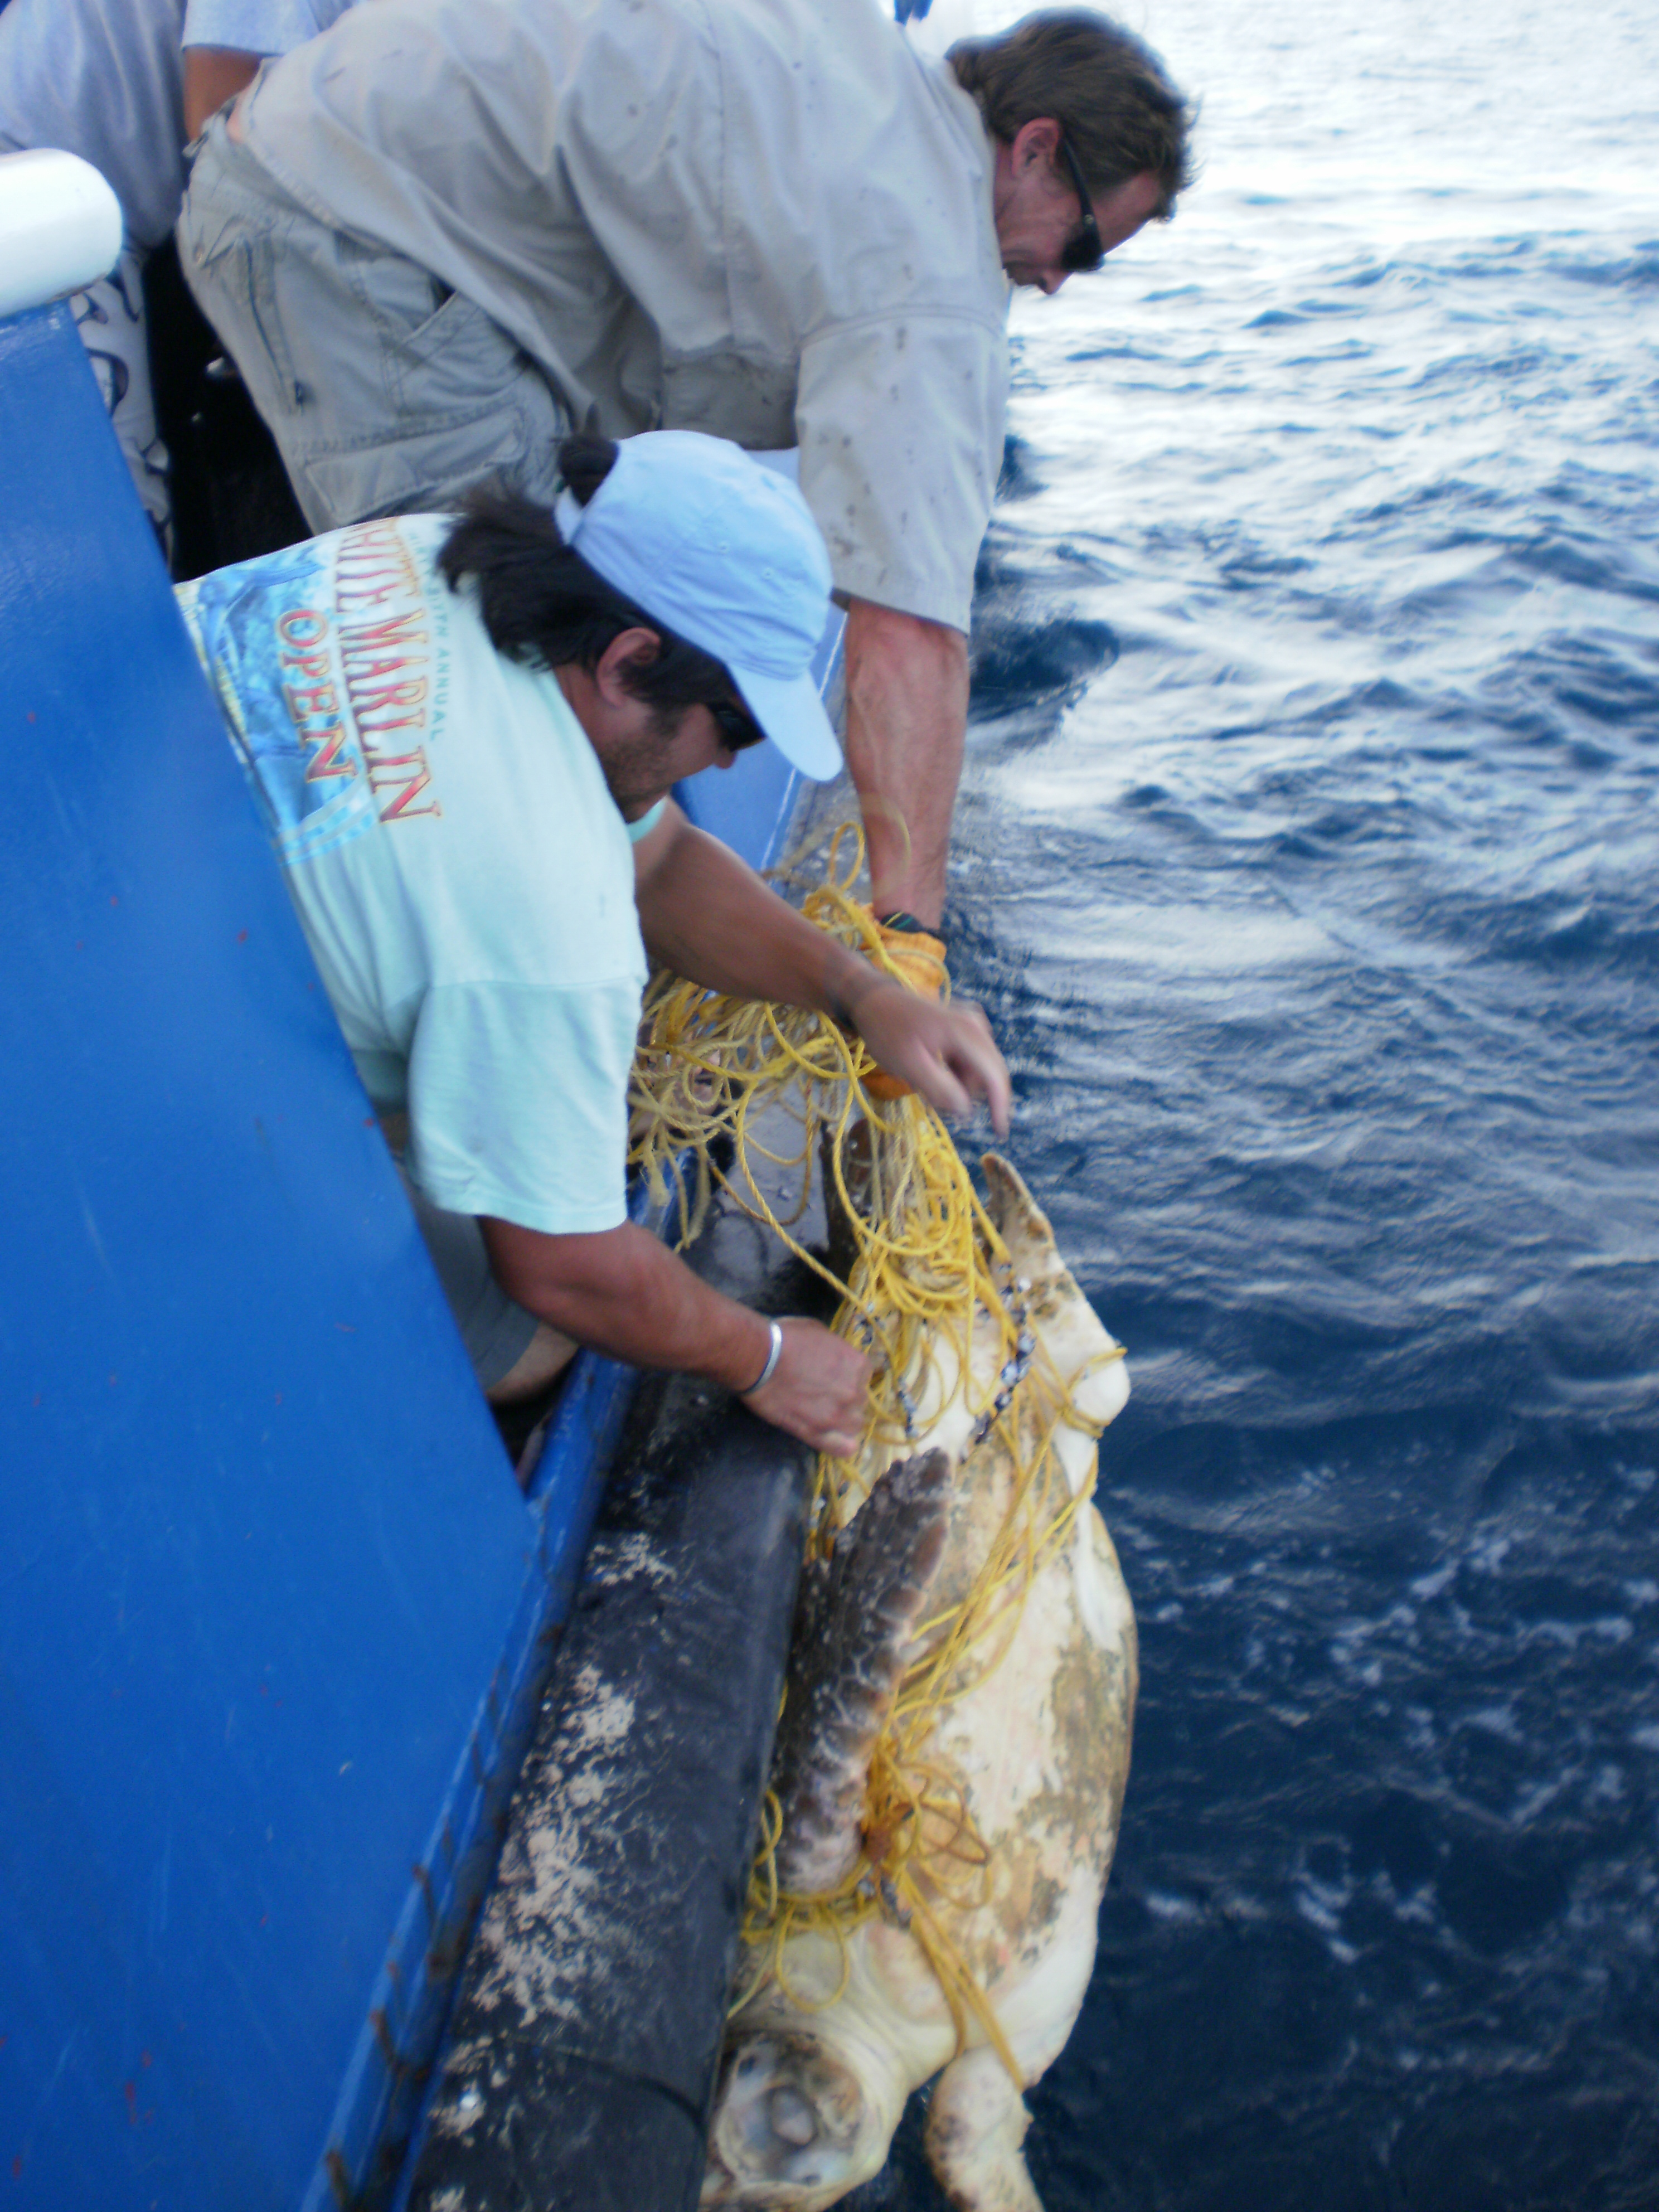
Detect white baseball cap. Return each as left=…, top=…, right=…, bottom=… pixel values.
left=553, top=430, right=842, bottom=780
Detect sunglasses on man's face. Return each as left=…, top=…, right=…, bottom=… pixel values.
left=1056, top=138, right=1106, bottom=275
left=709, top=696, right=766, bottom=753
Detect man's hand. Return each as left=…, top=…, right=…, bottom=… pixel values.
left=842, top=974, right=1012, bottom=1136
left=740, top=1317, right=871, bottom=1458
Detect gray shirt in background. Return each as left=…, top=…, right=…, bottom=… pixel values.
left=238, top=0, right=1011, bottom=631
left=0, top=0, right=356, bottom=250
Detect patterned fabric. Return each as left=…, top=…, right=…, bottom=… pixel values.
left=71, top=253, right=172, bottom=540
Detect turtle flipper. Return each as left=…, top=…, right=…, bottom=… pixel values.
left=981, top=1151, right=1130, bottom=1437
left=925, top=2046, right=1044, bottom=2212
left=771, top=1449, right=952, bottom=1895
left=979, top=1152, right=1060, bottom=1280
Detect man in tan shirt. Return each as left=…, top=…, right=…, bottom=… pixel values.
left=180, top=0, right=1192, bottom=934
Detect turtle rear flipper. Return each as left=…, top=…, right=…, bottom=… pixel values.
left=925, top=2045, right=1043, bottom=2212
left=771, top=1449, right=953, bottom=1896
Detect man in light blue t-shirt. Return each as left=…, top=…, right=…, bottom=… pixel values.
left=182, top=429, right=1011, bottom=1458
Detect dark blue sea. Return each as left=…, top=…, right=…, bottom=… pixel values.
left=877, top=0, right=1659, bottom=2204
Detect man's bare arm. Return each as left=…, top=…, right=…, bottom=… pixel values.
left=841, top=596, right=969, bottom=934
left=481, top=1216, right=869, bottom=1457
left=633, top=804, right=1010, bottom=1131
left=183, top=48, right=261, bottom=138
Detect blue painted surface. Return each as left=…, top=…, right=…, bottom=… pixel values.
left=678, top=731, right=802, bottom=870
left=0, top=295, right=833, bottom=2211
left=0, top=303, right=549, bottom=2211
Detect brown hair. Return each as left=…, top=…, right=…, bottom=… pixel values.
left=949, top=9, right=1194, bottom=217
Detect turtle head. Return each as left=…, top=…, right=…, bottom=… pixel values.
left=701, top=2029, right=896, bottom=2207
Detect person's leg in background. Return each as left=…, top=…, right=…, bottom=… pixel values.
left=71, top=247, right=172, bottom=554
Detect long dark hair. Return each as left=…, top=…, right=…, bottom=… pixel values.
left=437, top=433, right=734, bottom=714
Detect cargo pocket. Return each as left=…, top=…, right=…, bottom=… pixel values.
left=295, top=300, right=571, bottom=525
left=346, top=250, right=529, bottom=425
left=188, top=226, right=308, bottom=425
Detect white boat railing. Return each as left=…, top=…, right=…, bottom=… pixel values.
left=0, top=148, right=122, bottom=320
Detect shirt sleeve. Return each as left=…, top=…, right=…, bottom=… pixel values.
left=794, top=307, right=1008, bottom=635
left=182, top=0, right=355, bottom=53
left=401, top=978, right=639, bottom=1235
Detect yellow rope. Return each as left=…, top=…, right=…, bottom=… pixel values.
left=627, top=826, right=1123, bottom=2090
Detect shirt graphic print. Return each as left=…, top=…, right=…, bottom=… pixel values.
left=177, top=516, right=452, bottom=864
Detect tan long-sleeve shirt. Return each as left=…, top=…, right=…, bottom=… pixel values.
left=239, top=0, right=1011, bottom=629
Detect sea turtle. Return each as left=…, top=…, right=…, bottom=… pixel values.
left=703, top=1154, right=1137, bottom=2212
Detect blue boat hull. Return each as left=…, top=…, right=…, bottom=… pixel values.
left=0, top=295, right=823, bottom=2211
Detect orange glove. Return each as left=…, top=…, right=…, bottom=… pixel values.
left=861, top=909, right=947, bottom=1101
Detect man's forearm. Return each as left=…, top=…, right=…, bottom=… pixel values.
left=636, top=816, right=892, bottom=1023
left=481, top=1212, right=873, bottom=1455
left=483, top=1216, right=773, bottom=1391
left=841, top=597, right=969, bottom=933
left=633, top=809, right=1013, bottom=1132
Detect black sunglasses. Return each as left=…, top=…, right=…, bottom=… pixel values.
left=1056, top=137, right=1106, bottom=275
left=709, top=695, right=765, bottom=752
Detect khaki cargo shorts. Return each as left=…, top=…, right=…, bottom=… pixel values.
left=178, top=114, right=572, bottom=532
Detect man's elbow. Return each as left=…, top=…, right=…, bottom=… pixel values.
left=481, top=1216, right=636, bottom=1327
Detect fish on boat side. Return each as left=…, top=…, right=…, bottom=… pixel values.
left=703, top=1154, right=1137, bottom=2212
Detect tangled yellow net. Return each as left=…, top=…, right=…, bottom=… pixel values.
left=627, top=827, right=1120, bottom=2088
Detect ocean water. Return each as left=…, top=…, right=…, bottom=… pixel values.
left=871, top=0, right=1659, bottom=2204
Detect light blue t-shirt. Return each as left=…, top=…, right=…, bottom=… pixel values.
left=178, top=513, right=649, bottom=1236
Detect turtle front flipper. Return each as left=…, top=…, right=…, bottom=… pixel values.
left=981, top=1150, right=1130, bottom=1439
left=771, top=1449, right=953, bottom=1895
